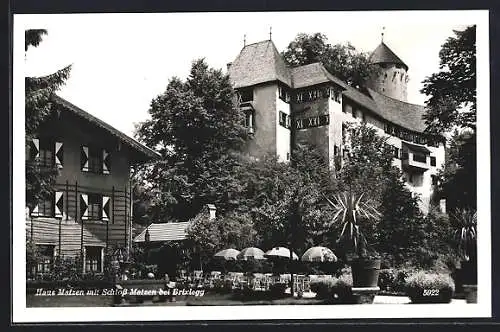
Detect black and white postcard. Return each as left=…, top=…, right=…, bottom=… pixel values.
left=12, top=10, right=491, bottom=322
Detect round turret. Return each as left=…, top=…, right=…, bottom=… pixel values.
left=367, top=41, right=409, bottom=102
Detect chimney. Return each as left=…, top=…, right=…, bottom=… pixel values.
left=226, top=62, right=232, bottom=71
left=207, top=204, right=216, bottom=220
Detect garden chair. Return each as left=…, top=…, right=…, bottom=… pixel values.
left=193, top=270, right=203, bottom=281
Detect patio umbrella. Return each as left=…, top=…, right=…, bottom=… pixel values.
left=214, top=248, right=240, bottom=261
left=237, top=247, right=266, bottom=260
left=264, top=247, right=299, bottom=260
left=301, top=246, right=338, bottom=262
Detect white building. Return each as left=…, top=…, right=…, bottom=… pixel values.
left=227, top=38, right=446, bottom=213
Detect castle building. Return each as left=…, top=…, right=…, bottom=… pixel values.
left=227, top=38, right=446, bottom=213
left=26, top=95, right=159, bottom=276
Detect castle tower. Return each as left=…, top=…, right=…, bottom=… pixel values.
left=367, top=40, right=409, bottom=102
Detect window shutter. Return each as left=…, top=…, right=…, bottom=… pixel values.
left=80, top=194, right=89, bottom=220
left=30, top=138, right=40, bottom=160
left=81, top=146, right=89, bottom=172
left=30, top=204, right=39, bottom=217
left=102, top=149, right=110, bottom=174
left=55, top=191, right=64, bottom=218
left=55, top=142, right=64, bottom=169
left=102, top=196, right=110, bottom=221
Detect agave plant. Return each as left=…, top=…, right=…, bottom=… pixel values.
left=451, top=208, right=477, bottom=262
left=325, top=192, right=381, bottom=258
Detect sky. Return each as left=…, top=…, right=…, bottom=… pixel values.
left=19, top=11, right=481, bottom=138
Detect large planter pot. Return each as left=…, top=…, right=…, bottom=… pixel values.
left=460, top=260, right=477, bottom=285
left=351, top=258, right=381, bottom=288
left=452, top=268, right=464, bottom=294
left=463, top=284, right=477, bottom=303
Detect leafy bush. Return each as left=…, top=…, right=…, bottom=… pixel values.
left=378, top=269, right=397, bottom=291
left=310, top=274, right=352, bottom=301
left=310, top=278, right=336, bottom=299
left=378, top=268, right=415, bottom=293
left=333, top=273, right=353, bottom=300
left=268, top=282, right=287, bottom=298
left=405, top=271, right=455, bottom=303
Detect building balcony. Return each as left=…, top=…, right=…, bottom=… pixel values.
left=401, top=141, right=430, bottom=172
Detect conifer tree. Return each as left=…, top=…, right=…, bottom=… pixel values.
left=25, top=29, right=71, bottom=210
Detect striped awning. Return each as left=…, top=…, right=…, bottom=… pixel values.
left=133, top=222, right=190, bottom=243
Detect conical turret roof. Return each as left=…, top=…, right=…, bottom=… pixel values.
left=369, top=41, right=408, bottom=71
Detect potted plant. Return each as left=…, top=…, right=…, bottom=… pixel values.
left=405, top=271, right=455, bottom=303
left=326, top=192, right=382, bottom=288
left=451, top=208, right=477, bottom=303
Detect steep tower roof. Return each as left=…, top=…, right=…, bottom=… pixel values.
left=369, top=41, right=408, bottom=71
left=228, top=40, right=292, bottom=88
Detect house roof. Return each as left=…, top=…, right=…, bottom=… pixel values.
left=291, top=63, right=347, bottom=89
left=229, top=40, right=292, bottom=88
left=342, top=85, right=379, bottom=114
left=229, top=39, right=428, bottom=134
left=402, top=141, right=431, bottom=154
left=134, top=222, right=190, bottom=242
left=342, top=87, right=427, bottom=133
left=369, top=42, right=408, bottom=71
left=53, top=95, right=160, bottom=161
left=366, top=88, right=427, bottom=133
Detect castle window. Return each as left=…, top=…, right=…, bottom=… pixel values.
left=279, top=111, right=289, bottom=129
left=393, top=146, right=400, bottom=159
left=413, top=153, right=427, bottom=163
left=244, top=110, right=254, bottom=134
left=430, top=156, right=436, bottom=167
left=431, top=175, right=439, bottom=185
left=333, top=90, right=341, bottom=103
left=279, top=86, right=291, bottom=103
left=238, top=88, right=253, bottom=103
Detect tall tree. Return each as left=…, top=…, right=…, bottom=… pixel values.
left=420, top=25, right=476, bottom=210
left=421, top=25, right=476, bottom=133
left=25, top=29, right=71, bottom=209
left=337, top=123, right=429, bottom=264
left=282, top=33, right=379, bottom=88
left=135, top=59, right=248, bottom=221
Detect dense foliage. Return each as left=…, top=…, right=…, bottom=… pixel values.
left=282, top=32, right=379, bottom=88
left=421, top=25, right=476, bottom=211
left=135, top=59, right=247, bottom=221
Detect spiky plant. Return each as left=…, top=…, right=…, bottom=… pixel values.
left=451, top=208, right=477, bottom=262
left=325, top=192, right=381, bottom=258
